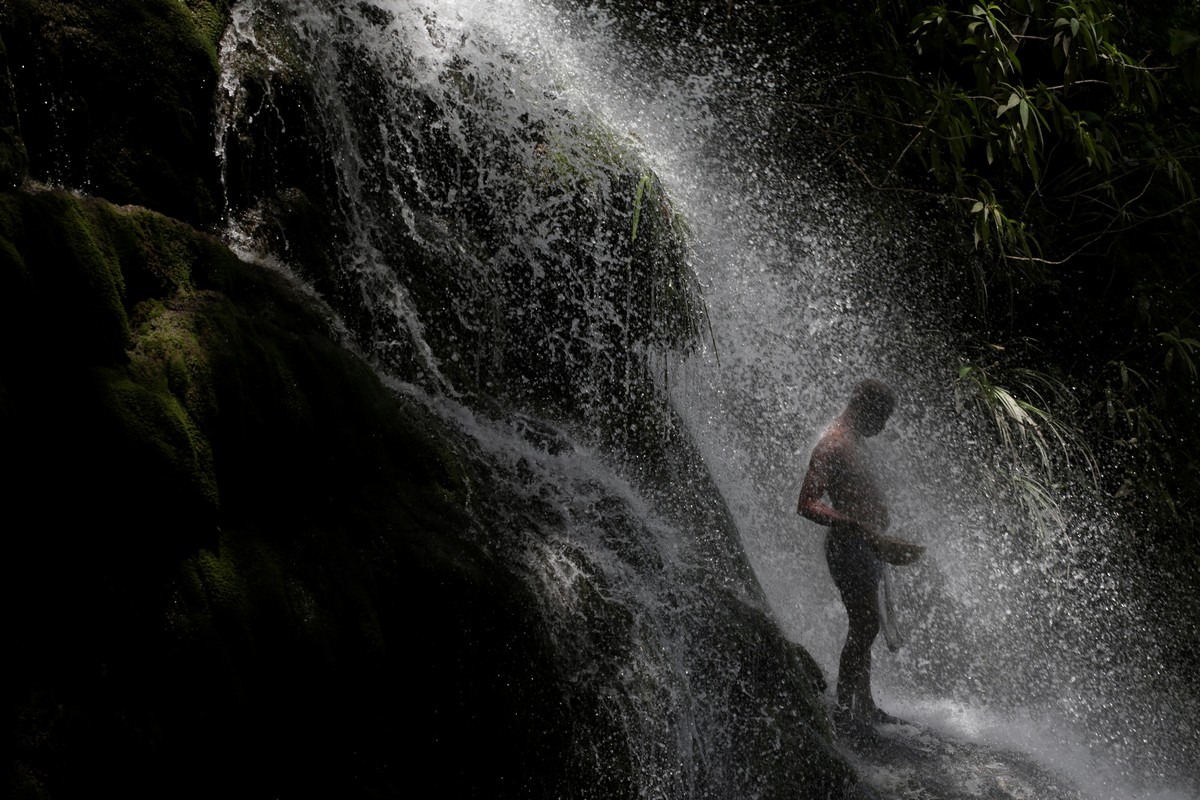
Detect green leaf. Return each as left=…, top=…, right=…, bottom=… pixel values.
left=1168, top=28, right=1200, bottom=57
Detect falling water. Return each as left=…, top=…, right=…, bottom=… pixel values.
left=215, top=1, right=1199, bottom=798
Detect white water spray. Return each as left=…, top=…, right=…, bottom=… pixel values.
left=215, top=1, right=1199, bottom=797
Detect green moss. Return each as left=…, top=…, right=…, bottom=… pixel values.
left=95, top=367, right=219, bottom=513
left=0, top=180, right=847, bottom=799
left=89, top=203, right=198, bottom=301
left=2, top=183, right=575, bottom=797
left=0, top=33, right=27, bottom=190
left=188, top=543, right=251, bottom=617
left=189, top=534, right=294, bottom=634
left=0, top=31, right=17, bottom=126
left=0, top=126, right=26, bottom=190
left=128, top=294, right=220, bottom=430
left=0, top=189, right=24, bottom=236
left=0, top=231, right=26, bottom=282
left=183, top=0, right=232, bottom=59
left=537, top=114, right=634, bottom=187
left=0, top=189, right=264, bottom=375
left=17, top=191, right=131, bottom=362
left=0, top=190, right=245, bottom=366
left=1, top=0, right=225, bottom=222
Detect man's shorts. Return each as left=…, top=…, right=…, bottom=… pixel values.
left=825, top=530, right=881, bottom=616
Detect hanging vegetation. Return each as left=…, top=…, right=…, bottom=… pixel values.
left=726, top=0, right=1200, bottom=543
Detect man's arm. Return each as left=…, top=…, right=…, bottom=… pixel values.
left=797, top=439, right=843, bottom=525
left=797, top=438, right=877, bottom=536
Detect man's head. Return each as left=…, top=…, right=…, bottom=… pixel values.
left=845, top=378, right=896, bottom=436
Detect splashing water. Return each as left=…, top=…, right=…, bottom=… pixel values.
left=215, top=1, right=1199, bottom=797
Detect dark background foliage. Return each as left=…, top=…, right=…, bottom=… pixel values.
left=794, top=0, right=1200, bottom=545
left=606, top=0, right=1200, bottom=551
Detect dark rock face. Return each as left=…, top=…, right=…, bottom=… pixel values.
left=0, top=33, right=28, bottom=189
left=216, top=5, right=706, bottom=422
left=0, top=188, right=571, bottom=798
left=0, top=190, right=856, bottom=799
left=0, top=0, right=226, bottom=224
left=0, top=4, right=863, bottom=799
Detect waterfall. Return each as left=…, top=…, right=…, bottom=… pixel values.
left=214, top=1, right=1199, bottom=798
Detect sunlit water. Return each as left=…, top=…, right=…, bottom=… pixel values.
left=216, top=1, right=1199, bottom=797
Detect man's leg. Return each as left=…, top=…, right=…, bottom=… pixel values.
left=838, top=582, right=880, bottom=714
left=827, top=534, right=882, bottom=716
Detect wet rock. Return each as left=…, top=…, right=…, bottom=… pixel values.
left=0, top=0, right=228, bottom=223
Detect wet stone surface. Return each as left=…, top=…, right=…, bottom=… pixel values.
left=835, top=717, right=1087, bottom=800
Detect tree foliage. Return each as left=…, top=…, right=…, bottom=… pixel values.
left=858, top=2, right=1197, bottom=268
left=779, top=0, right=1200, bottom=539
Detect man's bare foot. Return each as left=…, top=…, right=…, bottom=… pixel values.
left=861, top=705, right=904, bottom=726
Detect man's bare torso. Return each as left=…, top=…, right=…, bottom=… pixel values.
left=808, top=423, right=890, bottom=535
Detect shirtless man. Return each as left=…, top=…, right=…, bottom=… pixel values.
left=797, top=378, right=898, bottom=725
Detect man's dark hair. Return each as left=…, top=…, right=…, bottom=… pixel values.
left=848, top=379, right=896, bottom=415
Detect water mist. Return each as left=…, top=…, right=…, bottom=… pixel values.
left=215, top=1, right=1200, bottom=797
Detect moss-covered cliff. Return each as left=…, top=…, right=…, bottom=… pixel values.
left=0, top=0, right=230, bottom=222
left=0, top=2, right=860, bottom=798
left=1, top=188, right=570, bottom=797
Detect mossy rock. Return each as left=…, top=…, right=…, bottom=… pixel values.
left=0, top=0, right=229, bottom=223
left=214, top=5, right=708, bottom=423
left=181, top=0, right=235, bottom=58
left=0, top=187, right=588, bottom=799
left=0, top=33, right=28, bottom=190
left=0, top=191, right=131, bottom=364
left=0, top=125, right=28, bottom=190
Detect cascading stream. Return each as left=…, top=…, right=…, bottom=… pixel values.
left=215, top=1, right=1199, bottom=798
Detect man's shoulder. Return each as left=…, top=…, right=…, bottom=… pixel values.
left=812, top=426, right=853, bottom=462
left=815, top=423, right=852, bottom=449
